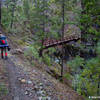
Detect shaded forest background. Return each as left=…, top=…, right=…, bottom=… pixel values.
left=0, top=0, right=100, bottom=99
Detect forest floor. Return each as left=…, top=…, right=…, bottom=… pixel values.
left=0, top=33, right=85, bottom=100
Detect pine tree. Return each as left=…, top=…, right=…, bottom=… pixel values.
left=10, top=0, right=16, bottom=28
left=67, top=0, right=100, bottom=98
left=0, top=0, right=2, bottom=26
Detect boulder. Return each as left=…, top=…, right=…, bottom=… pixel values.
left=11, top=48, right=24, bottom=55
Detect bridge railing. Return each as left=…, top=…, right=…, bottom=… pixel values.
left=43, top=34, right=81, bottom=47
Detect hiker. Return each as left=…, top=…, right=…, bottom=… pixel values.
left=0, top=31, right=10, bottom=59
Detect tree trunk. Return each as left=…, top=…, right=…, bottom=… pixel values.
left=10, top=0, right=16, bottom=28
left=81, top=0, right=86, bottom=42
left=61, top=0, right=65, bottom=77
left=0, top=0, right=2, bottom=26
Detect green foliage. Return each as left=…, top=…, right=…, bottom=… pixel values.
left=23, top=0, right=30, bottom=19
left=69, top=57, right=100, bottom=98
left=80, top=0, right=100, bottom=39
left=96, top=42, right=100, bottom=56
left=2, top=7, right=11, bottom=28
left=24, top=44, right=52, bottom=66
left=68, top=52, right=100, bottom=98
left=1, top=0, right=100, bottom=99
left=2, top=0, right=17, bottom=28
left=0, top=83, right=8, bottom=96
left=64, top=73, right=72, bottom=80
left=43, top=54, right=51, bottom=66
left=73, top=1, right=100, bottom=98
left=67, top=56, right=84, bottom=71
left=80, top=57, right=100, bottom=97
left=24, top=45, right=39, bottom=59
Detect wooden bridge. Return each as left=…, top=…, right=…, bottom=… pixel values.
left=43, top=34, right=81, bottom=49
left=39, top=34, right=81, bottom=56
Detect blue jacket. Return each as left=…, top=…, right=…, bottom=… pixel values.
left=0, top=35, right=8, bottom=47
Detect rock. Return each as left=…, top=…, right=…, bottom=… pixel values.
left=38, top=96, right=47, bottom=100
left=20, top=79, right=26, bottom=84
left=32, top=70, right=37, bottom=73
left=37, top=90, right=44, bottom=95
left=25, top=88, right=33, bottom=96
left=34, top=85, right=39, bottom=91
left=38, top=97, right=42, bottom=100
left=39, top=86, right=43, bottom=90
left=18, top=77, right=21, bottom=81
left=46, top=97, right=51, bottom=100
left=27, top=80, right=32, bottom=84
left=38, top=96, right=51, bottom=100
left=29, top=92, right=32, bottom=96
left=14, top=96, right=20, bottom=100
left=11, top=49, right=24, bottom=55
left=25, top=90, right=29, bottom=95
left=22, top=46, right=30, bottom=52
left=39, top=83, right=43, bottom=86
left=0, top=76, right=5, bottom=79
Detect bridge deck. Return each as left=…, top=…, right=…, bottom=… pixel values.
left=43, top=34, right=81, bottom=49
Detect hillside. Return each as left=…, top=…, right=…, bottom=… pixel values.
left=0, top=31, right=85, bottom=100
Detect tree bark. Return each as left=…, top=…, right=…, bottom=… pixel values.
left=0, top=0, right=2, bottom=26
left=61, top=0, right=65, bottom=77
left=10, top=0, right=16, bottom=28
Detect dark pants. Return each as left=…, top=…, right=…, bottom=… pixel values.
left=0, top=47, right=8, bottom=59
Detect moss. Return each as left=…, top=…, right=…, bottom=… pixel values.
left=17, top=40, right=28, bottom=46
left=0, top=83, right=8, bottom=97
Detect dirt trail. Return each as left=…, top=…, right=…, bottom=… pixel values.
left=4, top=58, right=37, bottom=100
left=0, top=51, right=85, bottom=100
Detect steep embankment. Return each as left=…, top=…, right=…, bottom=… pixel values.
left=0, top=26, right=84, bottom=100
left=0, top=39, right=85, bottom=100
